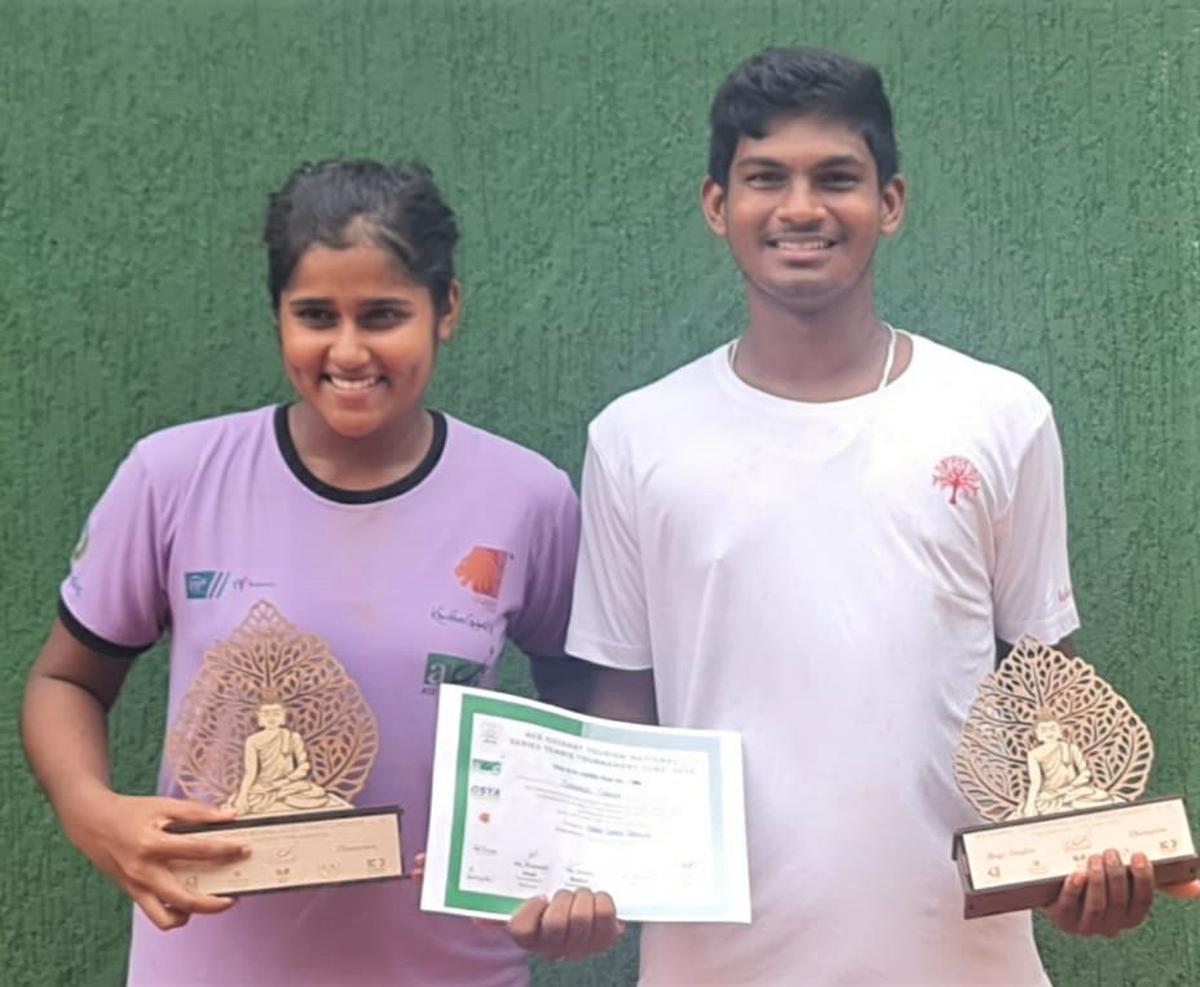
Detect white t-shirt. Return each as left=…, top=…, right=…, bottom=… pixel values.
left=566, top=334, right=1080, bottom=986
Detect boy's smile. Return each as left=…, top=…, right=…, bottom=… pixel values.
left=702, top=114, right=905, bottom=314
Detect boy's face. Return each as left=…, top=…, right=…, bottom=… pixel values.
left=701, top=114, right=906, bottom=315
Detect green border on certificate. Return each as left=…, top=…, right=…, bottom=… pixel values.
left=446, top=694, right=583, bottom=912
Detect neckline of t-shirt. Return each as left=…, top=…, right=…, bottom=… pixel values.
left=272, top=404, right=448, bottom=505
left=711, top=330, right=925, bottom=418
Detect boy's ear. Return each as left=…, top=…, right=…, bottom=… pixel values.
left=879, top=174, right=907, bottom=238
left=700, top=177, right=729, bottom=237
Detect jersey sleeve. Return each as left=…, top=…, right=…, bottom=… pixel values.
left=58, top=445, right=169, bottom=657
left=991, top=408, right=1081, bottom=646
left=506, top=470, right=581, bottom=660
left=564, top=429, right=653, bottom=670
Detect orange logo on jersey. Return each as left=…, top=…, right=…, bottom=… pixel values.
left=455, top=547, right=508, bottom=599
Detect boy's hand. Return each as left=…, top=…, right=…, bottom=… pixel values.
left=61, top=787, right=249, bottom=931
left=411, top=852, right=425, bottom=882
left=507, top=888, right=625, bottom=961
left=1041, top=850, right=1199, bottom=937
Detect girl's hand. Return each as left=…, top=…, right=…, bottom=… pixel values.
left=61, top=787, right=250, bottom=930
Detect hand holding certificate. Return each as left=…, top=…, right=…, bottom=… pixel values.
left=420, top=687, right=751, bottom=924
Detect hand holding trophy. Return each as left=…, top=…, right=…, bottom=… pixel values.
left=952, top=637, right=1197, bottom=919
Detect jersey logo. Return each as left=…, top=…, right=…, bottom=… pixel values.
left=422, top=653, right=488, bottom=694
left=185, top=570, right=275, bottom=599
left=185, top=570, right=230, bottom=599
left=454, top=547, right=509, bottom=600
left=932, top=455, right=982, bottom=505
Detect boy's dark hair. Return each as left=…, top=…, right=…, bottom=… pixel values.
left=264, top=159, right=459, bottom=314
left=708, top=47, right=899, bottom=188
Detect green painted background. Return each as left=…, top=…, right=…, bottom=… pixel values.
left=2, top=0, right=1197, bottom=983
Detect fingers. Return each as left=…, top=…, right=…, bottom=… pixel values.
left=1126, top=853, right=1155, bottom=924
left=155, top=879, right=236, bottom=917
left=1103, top=850, right=1129, bottom=917
left=537, top=890, right=575, bottom=955
left=156, top=799, right=238, bottom=826
left=1077, top=854, right=1109, bottom=936
left=410, top=852, right=425, bottom=883
left=564, top=890, right=623, bottom=960
left=131, top=888, right=190, bottom=932
left=508, top=895, right=551, bottom=951
left=507, top=889, right=624, bottom=960
left=1044, top=871, right=1086, bottom=930
left=156, top=834, right=250, bottom=864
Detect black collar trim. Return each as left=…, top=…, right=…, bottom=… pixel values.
left=273, top=405, right=447, bottom=504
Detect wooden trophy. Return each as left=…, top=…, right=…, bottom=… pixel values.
left=951, top=636, right=1196, bottom=918
left=164, top=601, right=403, bottom=895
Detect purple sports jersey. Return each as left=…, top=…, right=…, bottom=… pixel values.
left=61, top=405, right=580, bottom=987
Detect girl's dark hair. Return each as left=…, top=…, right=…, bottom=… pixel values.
left=264, top=159, right=459, bottom=314
left=708, top=47, right=899, bottom=188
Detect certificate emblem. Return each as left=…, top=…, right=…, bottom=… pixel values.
left=951, top=636, right=1196, bottom=917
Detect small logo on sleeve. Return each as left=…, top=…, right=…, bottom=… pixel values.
left=932, top=455, right=982, bottom=505
left=422, top=653, right=488, bottom=694
left=71, top=522, right=90, bottom=563
left=454, top=547, right=510, bottom=600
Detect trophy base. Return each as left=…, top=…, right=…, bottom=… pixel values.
left=951, top=796, right=1197, bottom=918
left=167, top=805, right=404, bottom=896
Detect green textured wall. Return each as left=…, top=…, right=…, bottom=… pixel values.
left=2, top=0, right=1198, bottom=983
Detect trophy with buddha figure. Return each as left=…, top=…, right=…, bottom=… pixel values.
left=164, top=601, right=403, bottom=895
left=951, top=636, right=1196, bottom=917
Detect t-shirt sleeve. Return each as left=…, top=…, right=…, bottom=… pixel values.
left=564, top=432, right=653, bottom=670
left=506, top=470, right=581, bottom=660
left=991, top=408, right=1081, bottom=646
left=58, top=446, right=168, bottom=657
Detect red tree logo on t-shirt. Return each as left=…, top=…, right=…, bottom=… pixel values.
left=455, top=547, right=508, bottom=599
left=932, top=455, right=981, bottom=505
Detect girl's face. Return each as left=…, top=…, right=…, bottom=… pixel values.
left=277, top=242, right=459, bottom=441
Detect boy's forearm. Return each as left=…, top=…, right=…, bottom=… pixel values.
left=585, top=666, right=658, bottom=725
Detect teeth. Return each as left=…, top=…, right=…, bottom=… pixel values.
left=326, top=376, right=380, bottom=392
left=772, top=238, right=833, bottom=251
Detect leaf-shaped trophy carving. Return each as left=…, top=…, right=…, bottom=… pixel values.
left=164, top=601, right=403, bottom=895
left=167, top=600, right=378, bottom=813
left=954, top=636, right=1152, bottom=823
left=950, top=636, right=1196, bottom=918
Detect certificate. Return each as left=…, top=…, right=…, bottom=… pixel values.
left=420, top=686, right=750, bottom=923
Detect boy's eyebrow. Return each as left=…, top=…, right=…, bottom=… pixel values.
left=733, top=154, right=867, bottom=170
left=287, top=296, right=413, bottom=306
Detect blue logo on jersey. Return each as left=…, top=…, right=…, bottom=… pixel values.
left=185, top=570, right=230, bottom=599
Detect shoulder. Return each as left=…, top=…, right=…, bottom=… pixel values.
left=908, top=334, right=1053, bottom=429
left=129, top=405, right=276, bottom=489
left=586, top=347, right=722, bottom=458
left=441, top=413, right=575, bottom=504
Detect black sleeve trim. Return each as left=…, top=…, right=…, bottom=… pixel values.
left=57, top=596, right=156, bottom=659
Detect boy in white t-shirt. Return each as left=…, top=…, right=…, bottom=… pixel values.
left=507, top=47, right=1198, bottom=983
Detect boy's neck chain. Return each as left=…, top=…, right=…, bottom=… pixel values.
left=728, top=322, right=899, bottom=393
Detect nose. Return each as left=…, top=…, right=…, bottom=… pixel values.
left=775, top=179, right=824, bottom=226
left=328, top=322, right=370, bottom=367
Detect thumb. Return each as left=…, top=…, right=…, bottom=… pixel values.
left=1162, top=879, right=1200, bottom=900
